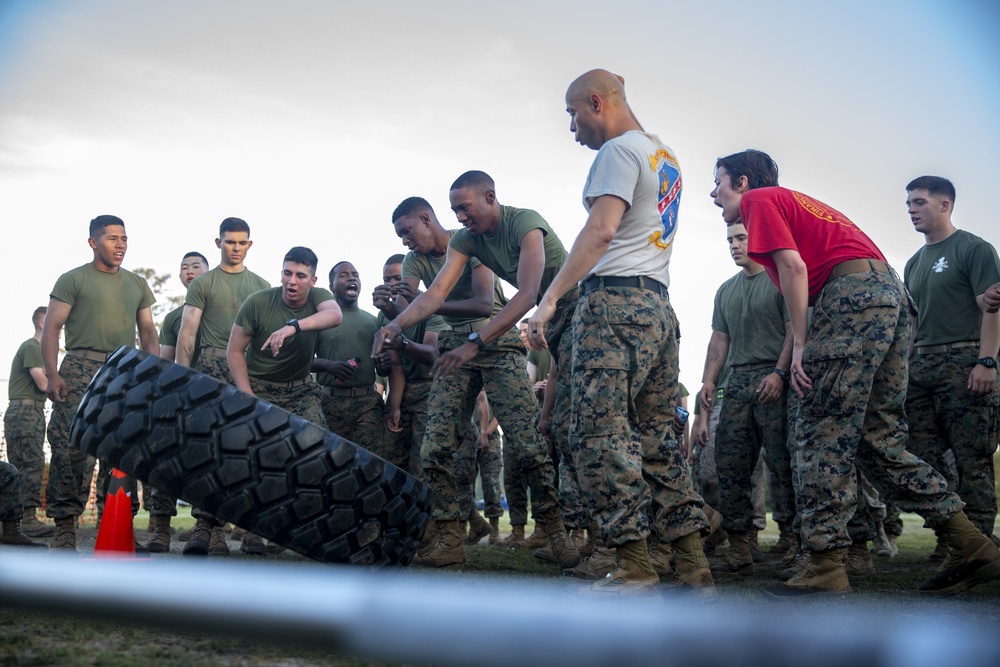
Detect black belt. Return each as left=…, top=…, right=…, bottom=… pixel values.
left=914, top=341, right=979, bottom=355
left=731, top=362, right=776, bottom=373
left=580, top=275, right=669, bottom=298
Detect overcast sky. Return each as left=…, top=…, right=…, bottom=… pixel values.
left=1, top=0, right=998, bottom=405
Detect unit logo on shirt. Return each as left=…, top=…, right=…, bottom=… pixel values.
left=647, top=148, right=682, bottom=251
left=792, top=190, right=854, bottom=228
left=931, top=256, right=949, bottom=273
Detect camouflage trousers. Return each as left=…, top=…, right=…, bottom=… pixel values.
left=547, top=305, right=592, bottom=531
left=693, top=398, right=723, bottom=507
left=382, top=379, right=431, bottom=477
left=906, top=348, right=999, bottom=536
left=250, top=378, right=327, bottom=427
left=46, top=354, right=138, bottom=519
left=0, top=461, right=23, bottom=521
left=3, top=403, right=46, bottom=510
left=455, top=419, right=504, bottom=519
left=502, top=434, right=532, bottom=525
left=570, top=287, right=708, bottom=546
left=422, top=328, right=559, bottom=522
left=322, top=390, right=385, bottom=457
left=715, top=368, right=796, bottom=533
left=795, top=270, right=963, bottom=552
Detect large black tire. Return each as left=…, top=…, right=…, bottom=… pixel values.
left=71, top=346, right=432, bottom=567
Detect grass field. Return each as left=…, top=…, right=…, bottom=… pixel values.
left=1, top=509, right=999, bottom=667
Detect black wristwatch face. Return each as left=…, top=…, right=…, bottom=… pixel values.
left=286, top=318, right=301, bottom=334
left=978, top=357, right=998, bottom=369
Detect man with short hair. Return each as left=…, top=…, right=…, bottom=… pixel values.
left=4, top=307, right=53, bottom=538
left=313, top=261, right=385, bottom=455
left=42, top=215, right=159, bottom=551
left=177, top=217, right=270, bottom=556
left=529, top=69, right=713, bottom=596
left=699, top=221, right=796, bottom=576
left=375, top=192, right=583, bottom=570
left=373, top=254, right=445, bottom=476
left=145, top=250, right=208, bottom=553
left=903, top=176, right=1000, bottom=542
left=710, top=148, right=1000, bottom=597
left=228, top=246, right=341, bottom=427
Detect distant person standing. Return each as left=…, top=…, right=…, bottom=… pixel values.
left=42, top=215, right=158, bottom=551
left=4, top=306, right=53, bottom=538
left=903, top=176, right=1000, bottom=540
left=313, top=261, right=385, bottom=454
left=710, top=149, right=1000, bottom=597
left=529, top=69, right=714, bottom=596
left=145, top=250, right=208, bottom=553
left=176, top=217, right=270, bottom=557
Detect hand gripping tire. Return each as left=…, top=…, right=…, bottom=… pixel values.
left=70, top=346, right=433, bottom=567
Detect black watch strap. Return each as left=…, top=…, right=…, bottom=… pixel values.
left=977, top=356, right=998, bottom=369
left=286, top=318, right=301, bottom=334
left=773, top=368, right=790, bottom=382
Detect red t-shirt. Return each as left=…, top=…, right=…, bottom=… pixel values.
left=741, top=187, right=886, bottom=300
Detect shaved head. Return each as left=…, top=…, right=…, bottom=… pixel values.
left=566, top=69, right=627, bottom=107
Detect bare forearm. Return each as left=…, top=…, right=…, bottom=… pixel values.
left=701, top=331, right=729, bottom=384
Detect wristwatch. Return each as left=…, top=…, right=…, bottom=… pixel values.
left=773, top=368, right=790, bottom=382
left=468, top=332, right=486, bottom=350
left=977, top=356, right=998, bottom=369
left=400, top=335, right=410, bottom=350
left=285, top=318, right=301, bottom=335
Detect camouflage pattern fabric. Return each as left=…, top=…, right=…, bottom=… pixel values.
left=502, top=435, right=531, bottom=526
left=795, top=271, right=963, bottom=552
left=248, top=378, right=327, bottom=428
left=381, top=379, right=432, bottom=477
left=0, top=461, right=23, bottom=521
left=714, top=368, right=796, bottom=533
left=906, top=348, right=999, bottom=536
left=322, top=392, right=385, bottom=458
left=422, top=328, right=560, bottom=522
left=693, top=399, right=723, bottom=508
left=570, top=287, right=708, bottom=546
left=547, top=309, right=590, bottom=530
left=195, top=353, right=235, bottom=386
left=45, top=355, right=140, bottom=519
left=455, top=417, right=504, bottom=519
left=3, top=404, right=46, bottom=509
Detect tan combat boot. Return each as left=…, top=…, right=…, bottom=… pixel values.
left=872, top=523, right=898, bottom=559
left=487, top=517, right=500, bottom=545
left=565, top=546, right=617, bottom=580
left=585, top=540, right=660, bottom=597
left=145, top=515, right=172, bottom=553
left=464, top=507, right=491, bottom=545
left=418, top=519, right=439, bottom=555
left=769, top=522, right=796, bottom=555
left=1, top=521, right=47, bottom=548
left=766, top=548, right=851, bottom=598
left=50, top=517, right=77, bottom=552
left=542, top=511, right=581, bottom=569
left=238, top=530, right=263, bottom=556
left=928, top=529, right=949, bottom=563
left=671, top=531, right=717, bottom=599
left=710, top=530, right=755, bottom=575
left=919, top=511, right=1000, bottom=596
left=523, top=520, right=549, bottom=549
left=19, top=508, right=54, bottom=538
left=570, top=528, right=591, bottom=557
left=647, top=536, right=674, bottom=577
left=411, top=520, right=466, bottom=569
left=182, top=518, right=214, bottom=556
left=494, top=524, right=525, bottom=549
left=846, top=540, right=876, bottom=579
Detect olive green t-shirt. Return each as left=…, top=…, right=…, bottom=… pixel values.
left=711, top=270, right=788, bottom=367
left=160, top=305, right=202, bottom=366
left=185, top=266, right=270, bottom=349
left=8, top=338, right=46, bottom=401
left=402, top=230, right=506, bottom=327
left=316, top=304, right=379, bottom=389
left=527, top=347, right=551, bottom=383
left=905, top=229, right=1000, bottom=347
left=50, top=264, right=156, bottom=353
left=376, top=310, right=447, bottom=382
left=234, top=287, right=334, bottom=382
left=449, top=205, right=568, bottom=302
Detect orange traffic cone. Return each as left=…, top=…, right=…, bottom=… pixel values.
left=94, top=468, right=136, bottom=558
